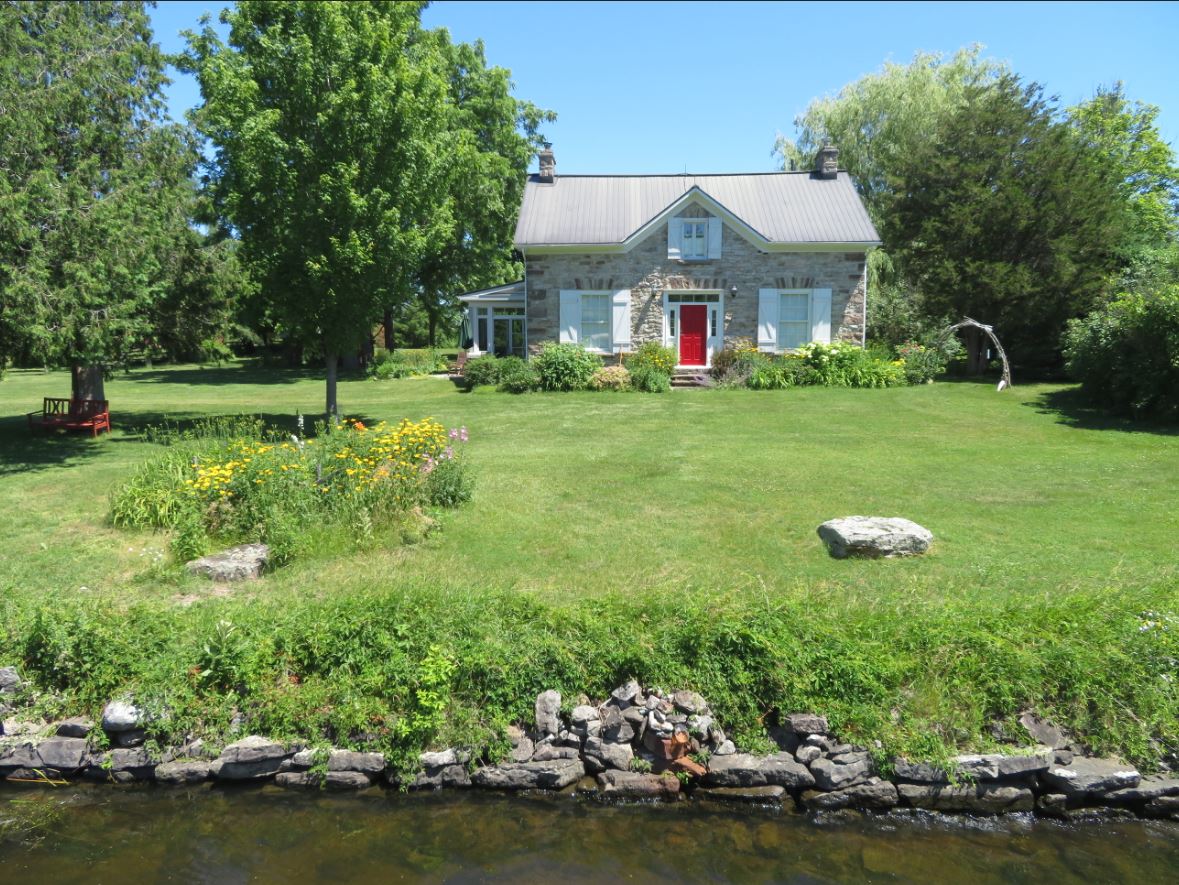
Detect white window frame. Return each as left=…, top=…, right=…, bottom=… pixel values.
left=777, top=290, right=811, bottom=352
left=579, top=292, right=612, bottom=353
left=681, top=219, right=708, bottom=259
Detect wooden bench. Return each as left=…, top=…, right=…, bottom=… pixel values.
left=27, top=398, right=111, bottom=436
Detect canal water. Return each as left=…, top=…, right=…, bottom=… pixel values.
left=2, top=785, right=1177, bottom=883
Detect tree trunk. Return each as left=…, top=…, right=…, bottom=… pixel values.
left=71, top=363, right=105, bottom=402
left=963, top=327, right=989, bottom=375
left=325, top=352, right=339, bottom=418
left=288, top=341, right=304, bottom=368
left=383, top=309, right=395, bottom=351
left=427, top=307, right=438, bottom=348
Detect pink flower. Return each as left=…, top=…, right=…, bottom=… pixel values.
left=448, top=428, right=459, bottom=440
left=443, top=446, right=454, bottom=460
left=459, top=426, right=468, bottom=443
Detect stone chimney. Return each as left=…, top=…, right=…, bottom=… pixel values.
left=815, top=144, right=839, bottom=180
left=538, top=142, right=555, bottom=183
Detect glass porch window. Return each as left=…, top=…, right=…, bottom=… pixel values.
left=580, top=293, right=610, bottom=351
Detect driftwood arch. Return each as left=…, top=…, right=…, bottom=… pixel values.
left=943, top=318, right=1013, bottom=391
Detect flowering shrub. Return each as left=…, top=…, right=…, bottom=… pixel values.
left=624, top=342, right=677, bottom=377
left=710, top=338, right=760, bottom=380
left=111, top=417, right=473, bottom=566
left=589, top=365, right=631, bottom=391
left=792, top=341, right=906, bottom=388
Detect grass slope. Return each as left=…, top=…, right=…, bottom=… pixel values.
left=0, top=364, right=1175, bottom=767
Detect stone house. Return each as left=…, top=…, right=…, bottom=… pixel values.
left=460, top=145, right=879, bottom=368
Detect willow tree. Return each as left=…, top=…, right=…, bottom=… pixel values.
left=183, top=1, right=461, bottom=416
left=0, top=1, right=195, bottom=400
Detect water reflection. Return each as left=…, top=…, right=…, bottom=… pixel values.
left=2, top=785, right=1177, bottom=883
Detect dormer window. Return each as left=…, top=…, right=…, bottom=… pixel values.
left=668, top=216, right=722, bottom=261
left=682, top=220, right=708, bottom=259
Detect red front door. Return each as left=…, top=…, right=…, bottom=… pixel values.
left=679, top=304, right=707, bottom=366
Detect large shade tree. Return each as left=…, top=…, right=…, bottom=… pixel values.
left=0, top=0, right=197, bottom=400
left=184, top=1, right=548, bottom=413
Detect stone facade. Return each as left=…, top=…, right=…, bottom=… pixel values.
left=524, top=211, right=867, bottom=358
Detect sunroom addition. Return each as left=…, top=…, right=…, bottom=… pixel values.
left=458, top=281, right=527, bottom=358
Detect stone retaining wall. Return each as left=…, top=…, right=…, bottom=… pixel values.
left=1, top=672, right=1175, bottom=821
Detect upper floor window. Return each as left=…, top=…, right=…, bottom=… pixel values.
left=668, top=216, right=721, bottom=260
left=682, top=220, right=708, bottom=259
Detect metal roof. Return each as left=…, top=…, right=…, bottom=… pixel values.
left=514, top=171, right=880, bottom=248
left=456, top=280, right=525, bottom=303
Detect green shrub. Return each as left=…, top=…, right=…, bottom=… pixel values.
left=747, top=363, right=792, bottom=390
left=629, top=365, right=671, bottom=393
left=794, top=341, right=906, bottom=388
left=894, top=335, right=963, bottom=384
left=531, top=343, right=602, bottom=391
left=463, top=355, right=501, bottom=388
left=1063, top=286, right=1179, bottom=420
left=714, top=349, right=771, bottom=388
left=625, top=341, right=677, bottom=376
left=589, top=365, right=631, bottom=391
left=424, top=455, right=475, bottom=507
left=368, top=348, right=447, bottom=381
left=496, top=356, right=538, bottom=394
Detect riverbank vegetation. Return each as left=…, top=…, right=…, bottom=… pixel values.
left=1, top=366, right=1175, bottom=770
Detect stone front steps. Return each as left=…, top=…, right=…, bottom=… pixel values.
left=671, top=369, right=710, bottom=389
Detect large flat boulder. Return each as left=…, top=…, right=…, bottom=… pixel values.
left=802, top=779, right=898, bottom=811
left=1041, top=757, right=1140, bottom=798
left=471, top=758, right=584, bottom=791
left=810, top=754, right=872, bottom=791
left=817, top=516, right=933, bottom=559
left=894, top=748, right=1053, bottom=784
left=155, top=761, right=211, bottom=785
left=595, top=770, right=680, bottom=799
left=897, top=782, right=1035, bottom=814
left=212, top=735, right=290, bottom=780
left=186, top=544, right=269, bottom=582
left=703, top=753, right=815, bottom=790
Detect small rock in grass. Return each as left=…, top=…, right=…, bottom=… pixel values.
left=186, top=543, right=269, bottom=581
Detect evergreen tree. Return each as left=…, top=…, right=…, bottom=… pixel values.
left=883, top=74, right=1125, bottom=371
left=0, top=1, right=196, bottom=400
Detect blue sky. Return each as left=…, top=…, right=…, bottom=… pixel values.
left=150, top=0, right=1179, bottom=174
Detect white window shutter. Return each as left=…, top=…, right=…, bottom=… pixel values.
left=757, top=288, right=778, bottom=351
left=707, top=217, right=722, bottom=258
left=611, top=289, right=631, bottom=351
left=667, top=217, right=683, bottom=260
left=559, top=290, right=580, bottom=344
left=810, top=288, right=832, bottom=344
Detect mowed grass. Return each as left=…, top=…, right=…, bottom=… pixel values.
left=0, top=362, right=1176, bottom=605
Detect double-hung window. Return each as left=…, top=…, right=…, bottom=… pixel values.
left=681, top=220, right=708, bottom=259
left=778, top=293, right=810, bottom=350
left=579, top=292, right=611, bottom=351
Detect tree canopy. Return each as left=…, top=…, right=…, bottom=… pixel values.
left=183, top=1, right=550, bottom=414
left=778, top=48, right=1174, bottom=373
left=0, top=0, right=197, bottom=399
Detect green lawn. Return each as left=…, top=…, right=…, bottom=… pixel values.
left=1, top=363, right=1176, bottom=765
left=1, top=363, right=1175, bottom=603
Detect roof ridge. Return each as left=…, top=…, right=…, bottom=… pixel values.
left=528, top=170, right=836, bottom=179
